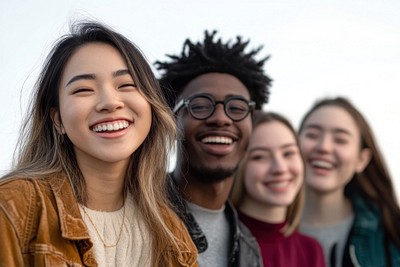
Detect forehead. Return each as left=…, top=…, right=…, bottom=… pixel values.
left=179, top=72, right=250, bottom=100
left=249, top=121, right=296, bottom=148
left=304, top=106, right=360, bottom=135
left=61, top=43, right=127, bottom=86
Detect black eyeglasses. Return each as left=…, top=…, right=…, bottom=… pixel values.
left=173, top=94, right=255, bottom=121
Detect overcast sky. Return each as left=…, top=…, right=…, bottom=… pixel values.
left=1, top=0, right=399, bottom=198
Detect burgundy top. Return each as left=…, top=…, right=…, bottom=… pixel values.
left=239, top=212, right=326, bottom=267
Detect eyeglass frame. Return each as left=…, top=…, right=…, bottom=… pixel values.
left=173, top=93, right=256, bottom=121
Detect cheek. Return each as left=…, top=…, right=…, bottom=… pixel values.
left=139, top=102, right=152, bottom=124
left=291, top=161, right=304, bottom=189
left=299, top=139, right=314, bottom=155
left=291, top=158, right=304, bottom=175
left=243, top=164, right=268, bottom=198
left=241, top=119, right=252, bottom=138
left=60, top=105, right=83, bottom=131
left=243, top=168, right=256, bottom=194
left=245, top=162, right=267, bottom=183
left=58, top=96, right=87, bottom=124
left=237, top=121, right=252, bottom=153
left=133, top=95, right=151, bottom=112
left=338, top=150, right=363, bottom=170
left=180, top=116, right=199, bottom=136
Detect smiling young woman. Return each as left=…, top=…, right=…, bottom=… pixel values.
left=230, top=111, right=325, bottom=267
left=298, top=97, right=400, bottom=267
left=0, top=21, right=197, bottom=267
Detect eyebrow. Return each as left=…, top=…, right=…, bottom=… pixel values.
left=249, top=143, right=297, bottom=153
left=113, top=69, right=130, bottom=77
left=65, top=69, right=131, bottom=87
left=304, top=124, right=352, bottom=136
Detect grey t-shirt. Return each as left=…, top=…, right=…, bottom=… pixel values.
left=187, top=202, right=230, bottom=267
left=300, top=215, right=354, bottom=267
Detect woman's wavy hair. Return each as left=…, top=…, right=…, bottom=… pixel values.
left=298, top=96, right=400, bottom=248
left=4, top=21, right=195, bottom=265
left=155, top=30, right=272, bottom=109
left=230, top=111, right=305, bottom=236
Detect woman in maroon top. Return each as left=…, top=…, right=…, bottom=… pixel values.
left=231, top=111, right=325, bottom=267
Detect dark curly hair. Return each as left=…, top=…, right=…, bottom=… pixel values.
left=155, top=30, right=272, bottom=109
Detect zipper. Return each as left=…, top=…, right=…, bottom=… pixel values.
left=349, top=245, right=362, bottom=267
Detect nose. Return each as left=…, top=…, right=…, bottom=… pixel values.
left=271, top=156, right=286, bottom=175
left=315, top=134, right=332, bottom=153
left=205, top=102, right=232, bottom=126
left=96, top=87, right=124, bottom=112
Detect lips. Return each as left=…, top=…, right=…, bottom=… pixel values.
left=91, top=120, right=130, bottom=132
left=263, top=179, right=292, bottom=193
left=310, top=160, right=334, bottom=169
left=196, top=131, right=238, bottom=156
left=266, top=180, right=290, bottom=188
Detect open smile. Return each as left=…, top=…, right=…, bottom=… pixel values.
left=92, top=120, right=131, bottom=132
left=201, top=136, right=233, bottom=145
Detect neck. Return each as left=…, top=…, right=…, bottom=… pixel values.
left=78, top=158, right=128, bottom=211
left=239, top=197, right=286, bottom=223
left=302, top=187, right=353, bottom=226
left=173, top=169, right=233, bottom=210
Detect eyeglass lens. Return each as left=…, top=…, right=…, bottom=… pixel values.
left=188, top=96, right=250, bottom=121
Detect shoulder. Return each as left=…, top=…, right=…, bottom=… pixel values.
left=237, top=221, right=263, bottom=266
left=291, top=231, right=326, bottom=266
left=222, top=202, right=262, bottom=266
left=350, top=191, right=380, bottom=219
left=238, top=220, right=256, bottom=241
left=160, top=205, right=198, bottom=267
left=0, top=177, right=43, bottom=238
left=225, top=202, right=260, bottom=251
left=350, top=194, right=381, bottom=232
left=289, top=232, right=325, bottom=256
left=0, top=176, right=55, bottom=226
left=0, top=177, right=38, bottom=204
left=293, top=231, right=324, bottom=250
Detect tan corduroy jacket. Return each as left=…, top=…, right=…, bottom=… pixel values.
left=0, top=173, right=198, bottom=266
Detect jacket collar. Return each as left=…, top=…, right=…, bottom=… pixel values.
left=49, top=173, right=97, bottom=266
left=49, top=174, right=90, bottom=240
left=225, top=201, right=240, bottom=264
left=351, top=192, right=380, bottom=232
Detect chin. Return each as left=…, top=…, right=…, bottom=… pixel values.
left=191, top=164, right=236, bottom=184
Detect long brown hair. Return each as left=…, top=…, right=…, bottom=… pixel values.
left=4, top=21, right=195, bottom=265
left=298, top=96, right=400, bottom=248
left=230, top=111, right=304, bottom=236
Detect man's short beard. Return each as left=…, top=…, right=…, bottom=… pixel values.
left=191, top=165, right=238, bottom=184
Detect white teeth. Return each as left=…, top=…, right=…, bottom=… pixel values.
left=311, top=160, right=333, bottom=169
left=202, top=136, right=233, bottom=144
left=93, top=121, right=129, bottom=132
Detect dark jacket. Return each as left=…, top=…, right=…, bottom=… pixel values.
left=342, top=192, right=400, bottom=267
left=168, top=175, right=263, bottom=267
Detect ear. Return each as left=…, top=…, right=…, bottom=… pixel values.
left=355, top=148, right=372, bottom=173
left=50, top=108, right=65, bottom=134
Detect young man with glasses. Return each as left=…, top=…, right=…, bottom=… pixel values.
left=156, top=30, right=272, bottom=267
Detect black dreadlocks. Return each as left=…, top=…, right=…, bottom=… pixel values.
left=155, top=30, right=272, bottom=109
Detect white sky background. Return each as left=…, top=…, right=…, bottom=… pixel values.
left=1, top=0, right=399, bottom=198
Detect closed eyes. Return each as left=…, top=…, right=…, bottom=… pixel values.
left=119, top=83, right=136, bottom=89
left=72, top=88, right=93, bottom=94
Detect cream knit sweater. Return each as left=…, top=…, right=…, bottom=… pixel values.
left=79, top=196, right=152, bottom=266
